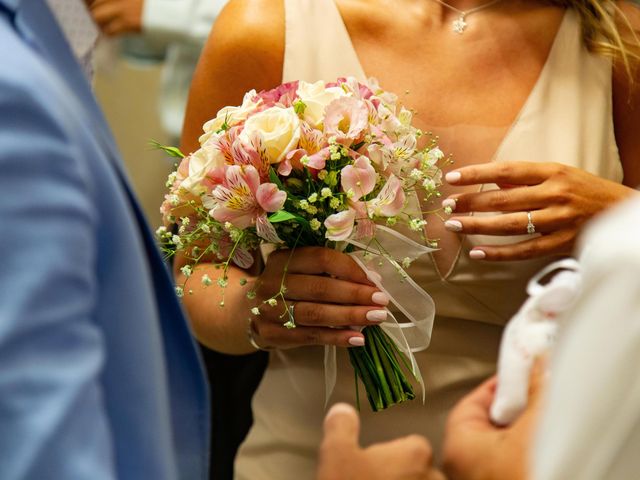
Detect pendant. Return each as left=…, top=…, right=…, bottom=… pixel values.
left=452, top=14, right=467, bottom=34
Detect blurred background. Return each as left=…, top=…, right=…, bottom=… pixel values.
left=94, top=41, right=173, bottom=228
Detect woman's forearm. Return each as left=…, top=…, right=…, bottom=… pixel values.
left=177, top=263, right=258, bottom=354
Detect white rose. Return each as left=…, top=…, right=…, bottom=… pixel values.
left=199, top=90, right=260, bottom=144
left=180, top=142, right=226, bottom=195
left=296, top=80, right=348, bottom=127
left=240, top=106, right=301, bottom=164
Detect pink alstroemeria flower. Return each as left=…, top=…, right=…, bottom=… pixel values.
left=366, top=175, right=406, bottom=217
left=324, top=97, right=369, bottom=146
left=341, top=156, right=377, bottom=201
left=205, top=165, right=286, bottom=243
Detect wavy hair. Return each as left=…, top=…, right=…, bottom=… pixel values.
left=549, top=0, right=640, bottom=75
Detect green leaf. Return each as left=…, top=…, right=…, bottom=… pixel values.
left=269, top=167, right=285, bottom=190
left=268, top=210, right=298, bottom=223
left=149, top=140, right=185, bottom=159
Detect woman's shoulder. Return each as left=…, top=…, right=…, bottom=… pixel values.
left=181, top=0, right=285, bottom=151
left=209, top=0, right=285, bottom=69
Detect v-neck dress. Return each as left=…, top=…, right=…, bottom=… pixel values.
left=234, top=2, right=622, bottom=479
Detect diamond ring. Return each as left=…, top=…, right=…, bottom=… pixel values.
left=526, top=211, right=536, bottom=235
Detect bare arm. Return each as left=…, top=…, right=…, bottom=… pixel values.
left=175, top=0, right=284, bottom=354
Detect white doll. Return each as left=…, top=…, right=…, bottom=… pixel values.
left=490, top=259, right=582, bottom=426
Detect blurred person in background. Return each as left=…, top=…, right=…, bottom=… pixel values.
left=90, top=0, right=227, bottom=141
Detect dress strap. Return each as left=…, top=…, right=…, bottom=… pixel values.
left=282, top=0, right=366, bottom=83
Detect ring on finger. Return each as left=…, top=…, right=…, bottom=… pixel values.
left=283, top=301, right=297, bottom=329
left=526, top=211, right=536, bottom=235
left=247, top=317, right=275, bottom=351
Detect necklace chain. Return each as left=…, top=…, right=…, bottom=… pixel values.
left=431, top=0, right=504, bottom=34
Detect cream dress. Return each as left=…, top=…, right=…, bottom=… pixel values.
left=234, top=1, right=622, bottom=478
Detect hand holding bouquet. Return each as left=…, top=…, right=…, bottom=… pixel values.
left=159, top=77, right=446, bottom=411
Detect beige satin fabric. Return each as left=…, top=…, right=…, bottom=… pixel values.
left=234, top=4, right=622, bottom=479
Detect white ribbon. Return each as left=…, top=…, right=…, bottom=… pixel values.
left=323, top=225, right=438, bottom=406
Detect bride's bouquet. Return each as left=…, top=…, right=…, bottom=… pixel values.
left=158, top=77, right=446, bottom=411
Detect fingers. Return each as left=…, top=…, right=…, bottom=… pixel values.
left=322, top=403, right=360, bottom=449
left=448, top=377, right=498, bottom=428
left=468, top=229, right=575, bottom=262
left=444, top=185, right=549, bottom=214
left=283, top=274, right=387, bottom=306
left=269, top=247, right=374, bottom=285
left=366, top=434, right=435, bottom=477
left=277, top=302, right=387, bottom=328
left=444, top=209, right=567, bottom=236
left=252, top=321, right=365, bottom=349
left=445, top=162, right=561, bottom=187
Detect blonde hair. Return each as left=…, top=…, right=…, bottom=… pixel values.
left=549, top=0, right=640, bottom=75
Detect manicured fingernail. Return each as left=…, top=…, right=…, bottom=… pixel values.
left=371, top=292, right=390, bottom=306
left=348, top=337, right=365, bottom=347
left=442, top=198, right=457, bottom=212
left=366, top=271, right=382, bottom=284
left=444, top=220, right=463, bottom=232
left=469, top=249, right=486, bottom=260
left=366, top=310, right=387, bottom=323
left=446, top=171, right=462, bottom=184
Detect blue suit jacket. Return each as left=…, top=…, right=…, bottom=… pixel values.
left=0, top=0, right=210, bottom=478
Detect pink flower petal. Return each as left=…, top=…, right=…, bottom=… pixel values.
left=256, top=183, right=287, bottom=212
left=232, top=247, right=255, bottom=269
left=256, top=214, right=283, bottom=243
left=324, top=97, right=369, bottom=145
left=324, top=209, right=356, bottom=241
left=341, top=156, right=377, bottom=200
left=366, top=175, right=406, bottom=217
left=306, top=147, right=330, bottom=170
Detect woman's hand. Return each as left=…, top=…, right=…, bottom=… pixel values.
left=249, top=247, right=390, bottom=350
left=442, top=161, right=638, bottom=261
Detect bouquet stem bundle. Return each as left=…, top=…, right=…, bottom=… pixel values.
left=349, top=325, right=415, bottom=411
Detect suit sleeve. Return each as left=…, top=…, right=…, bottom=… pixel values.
left=142, top=0, right=228, bottom=45
left=0, top=81, right=116, bottom=479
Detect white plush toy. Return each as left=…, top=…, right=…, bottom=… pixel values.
left=490, top=258, right=582, bottom=426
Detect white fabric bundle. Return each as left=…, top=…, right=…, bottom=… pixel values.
left=490, top=258, right=582, bottom=426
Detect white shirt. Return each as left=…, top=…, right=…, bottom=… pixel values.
left=139, top=0, right=228, bottom=139
left=533, top=195, right=640, bottom=480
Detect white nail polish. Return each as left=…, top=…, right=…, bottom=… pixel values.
left=371, top=292, right=390, bottom=306
left=442, top=198, right=457, bottom=212
left=445, top=171, right=462, bottom=184
left=469, top=249, right=486, bottom=260
left=348, top=337, right=365, bottom=347
left=444, top=220, right=463, bottom=232
left=366, top=310, right=387, bottom=323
